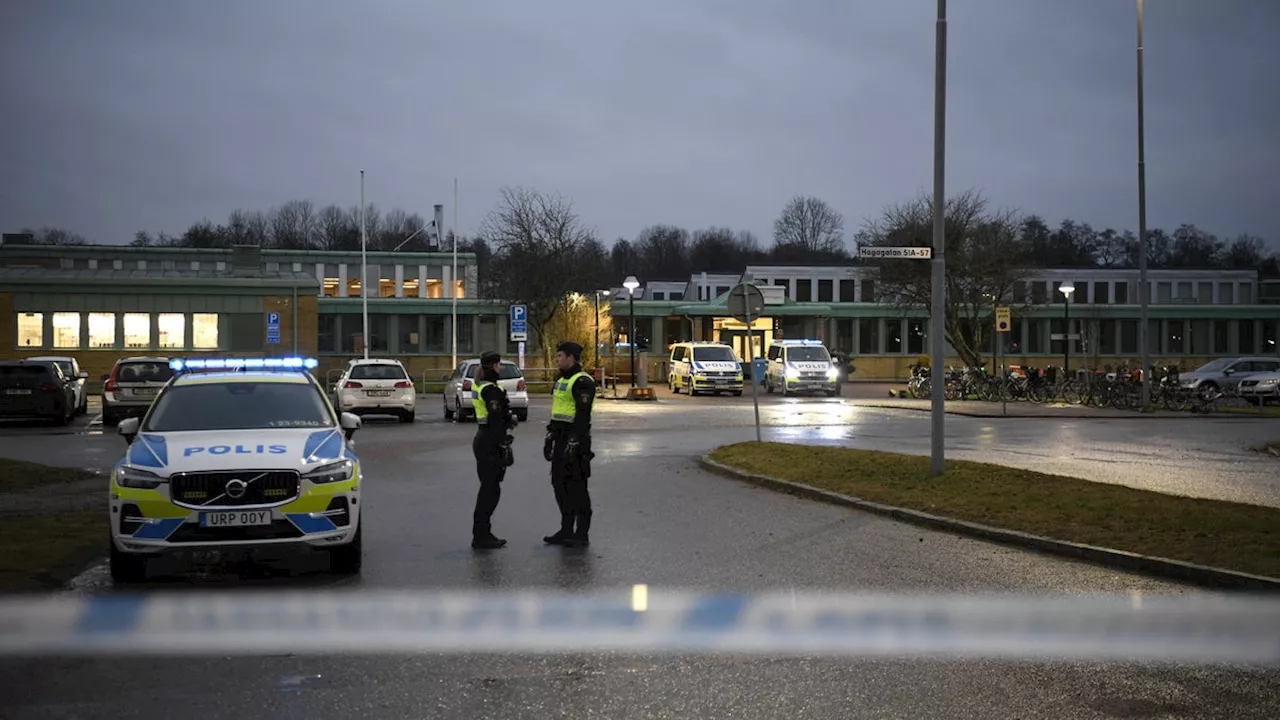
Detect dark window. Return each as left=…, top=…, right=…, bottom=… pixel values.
left=425, top=317, right=445, bottom=352
left=339, top=314, right=362, bottom=354
left=1094, top=282, right=1110, bottom=304
left=859, top=280, right=876, bottom=302
left=817, top=279, right=833, bottom=302
left=144, top=382, right=332, bottom=432
left=1237, top=320, right=1256, bottom=354
left=1189, top=320, right=1210, bottom=355
left=669, top=292, right=684, bottom=301
left=1027, top=320, right=1044, bottom=353
left=1148, top=319, right=1161, bottom=355
left=396, top=315, right=420, bottom=353
left=348, top=363, right=408, bottom=380
left=1030, top=282, right=1047, bottom=304
left=907, top=319, right=926, bottom=355
left=796, top=279, right=813, bottom=302
left=457, top=319, right=474, bottom=353
left=884, top=319, right=903, bottom=353
left=835, top=319, right=854, bottom=353
left=1012, top=282, right=1027, bottom=304
left=318, top=315, right=337, bottom=353
left=839, top=279, right=854, bottom=302
left=1098, top=320, right=1117, bottom=355
left=368, top=315, right=390, bottom=353
left=227, top=313, right=261, bottom=352
left=1263, top=321, right=1278, bottom=354
left=1213, top=321, right=1230, bottom=354
left=773, top=279, right=789, bottom=299
left=1114, top=282, right=1129, bottom=304
left=857, top=319, right=879, bottom=354
left=1166, top=321, right=1185, bottom=354
left=1119, top=320, right=1138, bottom=354
left=478, top=316, right=498, bottom=352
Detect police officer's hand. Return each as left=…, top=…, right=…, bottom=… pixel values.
left=566, top=436, right=582, bottom=458
left=543, top=431, right=554, bottom=462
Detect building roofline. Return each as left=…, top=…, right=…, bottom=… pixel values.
left=0, top=242, right=476, bottom=262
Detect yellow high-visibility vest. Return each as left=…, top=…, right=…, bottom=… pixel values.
left=472, top=380, right=505, bottom=424
left=551, top=371, right=590, bottom=423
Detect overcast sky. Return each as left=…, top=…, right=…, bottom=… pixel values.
left=2, top=0, right=1277, bottom=248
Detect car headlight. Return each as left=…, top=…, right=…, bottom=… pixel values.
left=115, top=465, right=164, bottom=490
left=736, top=375, right=744, bottom=382
left=826, top=367, right=839, bottom=380
left=303, top=459, right=354, bottom=484
left=785, top=367, right=800, bottom=379
left=1257, top=379, right=1279, bottom=388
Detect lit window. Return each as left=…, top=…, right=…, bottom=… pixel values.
left=192, top=313, right=219, bottom=349
left=454, top=280, right=466, bottom=299
left=323, top=278, right=340, bottom=297
left=403, top=278, right=421, bottom=297
left=158, top=313, right=185, bottom=349
left=88, top=313, right=116, bottom=348
left=425, top=279, right=443, bottom=299
left=16, top=312, right=43, bottom=347
left=52, top=312, right=81, bottom=348
left=123, top=313, right=150, bottom=348
left=379, top=278, right=396, bottom=297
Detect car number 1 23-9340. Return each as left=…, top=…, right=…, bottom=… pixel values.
left=200, top=510, right=271, bottom=527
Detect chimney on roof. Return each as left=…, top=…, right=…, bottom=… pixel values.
left=230, top=245, right=261, bottom=276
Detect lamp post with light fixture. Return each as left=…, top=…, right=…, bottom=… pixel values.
left=1059, top=282, right=1075, bottom=376
left=623, top=276, right=640, bottom=391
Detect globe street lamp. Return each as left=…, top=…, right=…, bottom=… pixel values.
left=623, top=276, right=640, bottom=392
left=1058, top=282, right=1075, bottom=376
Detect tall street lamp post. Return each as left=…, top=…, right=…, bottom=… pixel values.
left=1059, top=282, right=1075, bottom=376
left=623, top=276, right=640, bottom=392
left=1136, top=0, right=1151, bottom=406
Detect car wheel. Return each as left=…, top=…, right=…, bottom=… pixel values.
left=400, top=410, right=415, bottom=423
left=732, top=390, right=743, bottom=396
left=516, top=409, right=528, bottom=422
left=329, top=524, right=363, bottom=575
left=443, top=399, right=454, bottom=420
left=109, top=538, right=148, bottom=584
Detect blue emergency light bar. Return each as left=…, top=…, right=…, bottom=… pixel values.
left=776, top=339, right=825, bottom=346
left=168, top=357, right=319, bottom=372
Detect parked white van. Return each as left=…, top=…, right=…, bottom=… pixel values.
left=764, top=339, right=838, bottom=396
left=668, top=342, right=744, bottom=396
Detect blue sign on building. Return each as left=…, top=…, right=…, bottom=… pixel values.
left=510, top=304, right=528, bottom=342
left=266, top=312, right=281, bottom=344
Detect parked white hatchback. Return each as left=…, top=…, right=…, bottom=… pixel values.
left=332, top=359, right=417, bottom=423
left=442, top=358, right=530, bottom=422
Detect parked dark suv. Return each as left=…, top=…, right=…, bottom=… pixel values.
left=0, top=360, right=77, bottom=425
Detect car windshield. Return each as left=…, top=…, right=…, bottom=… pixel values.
left=786, top=347, right=831, bottom=363
left=117, top=362, right=174, bottom=383
left=349, top=364, right=408, bottom=380
left=693, top=346, right=737, bottom=362
left=143, top=382, right=334, bottom=431
left=498, top=363, right=522, bottom=380
left=49, top=361, right=74, bottom=377
left=1193, top=358, right=1234, bottom=373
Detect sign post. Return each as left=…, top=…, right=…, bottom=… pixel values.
left=266, top=312, right=281, bottom=346
left=995, top=305, right=1011, bottom=416
left=509, top=304, right=528, bottom=343
left=728, top=283, right=766, bottom=443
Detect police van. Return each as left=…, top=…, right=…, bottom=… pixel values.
left=668, top=341, right=744, bottom=396
left=764, top=339, right=838, bottom=396
left=107, top=356, right=364, bottom=583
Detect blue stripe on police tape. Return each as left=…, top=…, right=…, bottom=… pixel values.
left=75, top=596, right=146, bottom=635
left=681, top=594, right=747, bottom=632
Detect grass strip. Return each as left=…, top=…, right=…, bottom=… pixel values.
left=708, top=442, right=1280, bottom=579
left=0, top=457, right=96, bottom=493
left=0, top=510, right=104, bottom=592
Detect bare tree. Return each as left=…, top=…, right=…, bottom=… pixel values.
left=1222, top=233, right=1267, bottom=269
left=270, top=200, right=316, bottom=249
left=633, top=224, right=691, bottom=279
left=19, top=227, right=87, bottom=245
left=856, top=190, right=1031, bottom=368
left=316, top=204, right=354, bottom=250
left=772, top=196, right=846, bottom=255
left=480, top=187, right=602, bottom=365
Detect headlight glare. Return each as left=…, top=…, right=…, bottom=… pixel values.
left=115, top=465, right=164, bottom=489
left=304, top=459, right=354, bottom=484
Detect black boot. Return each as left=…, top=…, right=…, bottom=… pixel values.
left=565, top=512, right=591, bottom=547
left=543, top=514, right=575, bottom=545
left=472, top=522, right=507, bottom=549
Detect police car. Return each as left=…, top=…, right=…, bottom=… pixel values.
left=108, top=357, right=364, bottom=583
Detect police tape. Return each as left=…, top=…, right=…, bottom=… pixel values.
left=2, top=588, right=1278, bottom=664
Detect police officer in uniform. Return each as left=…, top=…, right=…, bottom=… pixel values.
left=542, top=341, right=597, bottom=547
left=472, top=350, right=516, bottom=549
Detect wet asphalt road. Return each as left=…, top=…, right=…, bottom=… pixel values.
left=2, top=392, right=1279, bottom=718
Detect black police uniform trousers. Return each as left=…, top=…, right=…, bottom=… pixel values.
left=472, top=432, right=506, bottom=538
left=549, top=429, right=591, bottom=537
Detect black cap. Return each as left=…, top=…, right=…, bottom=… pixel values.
left=556, top=341, right=583, bottom=361
left=479, top=350, right=502, bottom=365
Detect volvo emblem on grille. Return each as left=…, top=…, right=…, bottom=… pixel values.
left=224, top=479, right=248, bottom=499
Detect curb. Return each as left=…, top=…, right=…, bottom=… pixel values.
left=697, top=455, right=1280, bottom=592
left=857, top=403, right=1238, bottom=420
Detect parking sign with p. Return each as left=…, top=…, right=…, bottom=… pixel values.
left=510, top=304, right=528, bottom=342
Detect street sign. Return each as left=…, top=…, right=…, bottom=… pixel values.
left=859, top=246, right=932, bottom=259
left=727, top=283, right=765, bottom=324
left=510, top=304, right=528, bottom=342
left=995, top=306, right=1011, bottom=333
left=266, top=312, right=281, bottom=344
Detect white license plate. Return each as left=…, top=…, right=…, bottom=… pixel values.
left=199, top=510, right=271, bottom=528
left=132, top=388, right=157, bottom=396
left=3, top=388, right=32, bottom=395
left=366, top=390, right=392, bottom=397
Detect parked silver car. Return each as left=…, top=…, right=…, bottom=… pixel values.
left=1178, top=356, right=1280, bottom=398
left=27, top=355, right=89, bottom=415
left=101, top=356, right=173, bottom=425
left=442, top=359, right=529, bottom=422
left=1236, top=370, right=1280, bottom=405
